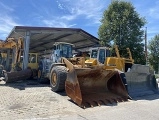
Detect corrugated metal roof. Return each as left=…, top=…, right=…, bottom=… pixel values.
left=7, top=26, right=100, bottom=53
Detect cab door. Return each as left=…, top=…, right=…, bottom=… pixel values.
left=28, top=53, right=38, bottom=69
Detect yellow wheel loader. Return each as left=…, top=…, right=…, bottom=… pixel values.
left=36, top=42, right=129, bottom=108
left=85, top=45, right=158, bottom=98
left=3, top=40, right=129, bottom=108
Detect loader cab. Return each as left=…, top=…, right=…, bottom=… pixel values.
left=90, top=47, right=110, bottom=64
left=52, top=42, right=73, bottom=63
left=28, top=53, right=38, bottom=69
left=19, top=53, right=38, bottom=70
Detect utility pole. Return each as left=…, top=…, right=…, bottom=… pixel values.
left=158, top=58, right=159, bottom=74
left=145, top=27, right=148, bottom=65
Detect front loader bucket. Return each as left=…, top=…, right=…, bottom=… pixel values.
left=4, top=69, right=32, bottom=83
left=65, top=67, right=129, bottom=108
left=125, top=64, right=158, bottom=98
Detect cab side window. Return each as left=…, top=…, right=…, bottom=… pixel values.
left=29, top=54, right=36, bottom=63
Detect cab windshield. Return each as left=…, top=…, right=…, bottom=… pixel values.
left=91, top=50, right=98, bottom=58
left=99, top=49, right=105, bottom=64
left=61, top=44, right=73, bottom=58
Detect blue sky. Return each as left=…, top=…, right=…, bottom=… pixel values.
left=0, top=0, right=159, bottom=43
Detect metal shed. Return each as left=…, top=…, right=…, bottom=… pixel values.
left=6, top=26, right=100, bottom=69
left=7, top=26, right=100, bottom=52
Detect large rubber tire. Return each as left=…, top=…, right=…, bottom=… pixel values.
left=50, top=66, right=67, bottom=92
left=31, top=69, right=38, bottom=79
left=37, top=69, right=47, bottom=83
left=37, top=61, right=48, bottom=84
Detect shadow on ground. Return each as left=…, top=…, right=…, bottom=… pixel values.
left=55, top=91, right=67, bottom=96
left=132, top=93, right=159, bottom=101
left=0, top=78, right=50, bottom=90
left=68, top=99, right=118, bottom=109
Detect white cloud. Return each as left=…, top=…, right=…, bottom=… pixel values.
left=132, top=0, right=159, bottom=41
left=61, top=15, right=76, bottom=21
left=56, top=0, right=65, bottom=10
left=42, top=18, right=76, bottom=28
left=0, top=15, right=20, bottom=38
left=28, top=0, right=75, bottom=27
left=0, top=1, right=14, bottom=13
left=0, top=3, right=20, bottom=40
left=21, top=0, right=109, bottom=29
left=149, top=8, right=159, bottom=19
left=148, top=1, right=159, bottom=19
left=56, top=0, right=109, bottom=25
left=0, top=0, right=108, bottom=39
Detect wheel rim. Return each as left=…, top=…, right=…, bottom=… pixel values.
left=51, top=72, right=57, bottom=86
left=38, top=70, right=41, bottom=78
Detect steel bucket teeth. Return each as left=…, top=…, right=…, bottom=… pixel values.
left=65, top=67, right=129, bottom=108
left=80, top=97, right=128, bottom=108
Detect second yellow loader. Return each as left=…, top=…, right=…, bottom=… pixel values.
left=85, top=45, right=158, bottom=98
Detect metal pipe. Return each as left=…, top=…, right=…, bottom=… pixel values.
left=145, top=27, right=148, bottom=65
left=158, top=58, right=159, bottom=74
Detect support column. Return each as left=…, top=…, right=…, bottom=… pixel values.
left=23, top=31, right=30, bottom=70
left=158, top=58, right=159, bottom=74
left=12, top=47, right=16, bottom=64
left=6, top=49, right=10, bottom=71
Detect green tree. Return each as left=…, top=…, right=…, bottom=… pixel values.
left=148, top=34, right=159, bottom=73
left=98, top=0, right=146, bottom=64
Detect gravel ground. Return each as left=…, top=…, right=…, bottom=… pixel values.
left=0, top=79, right=159, bottom=120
